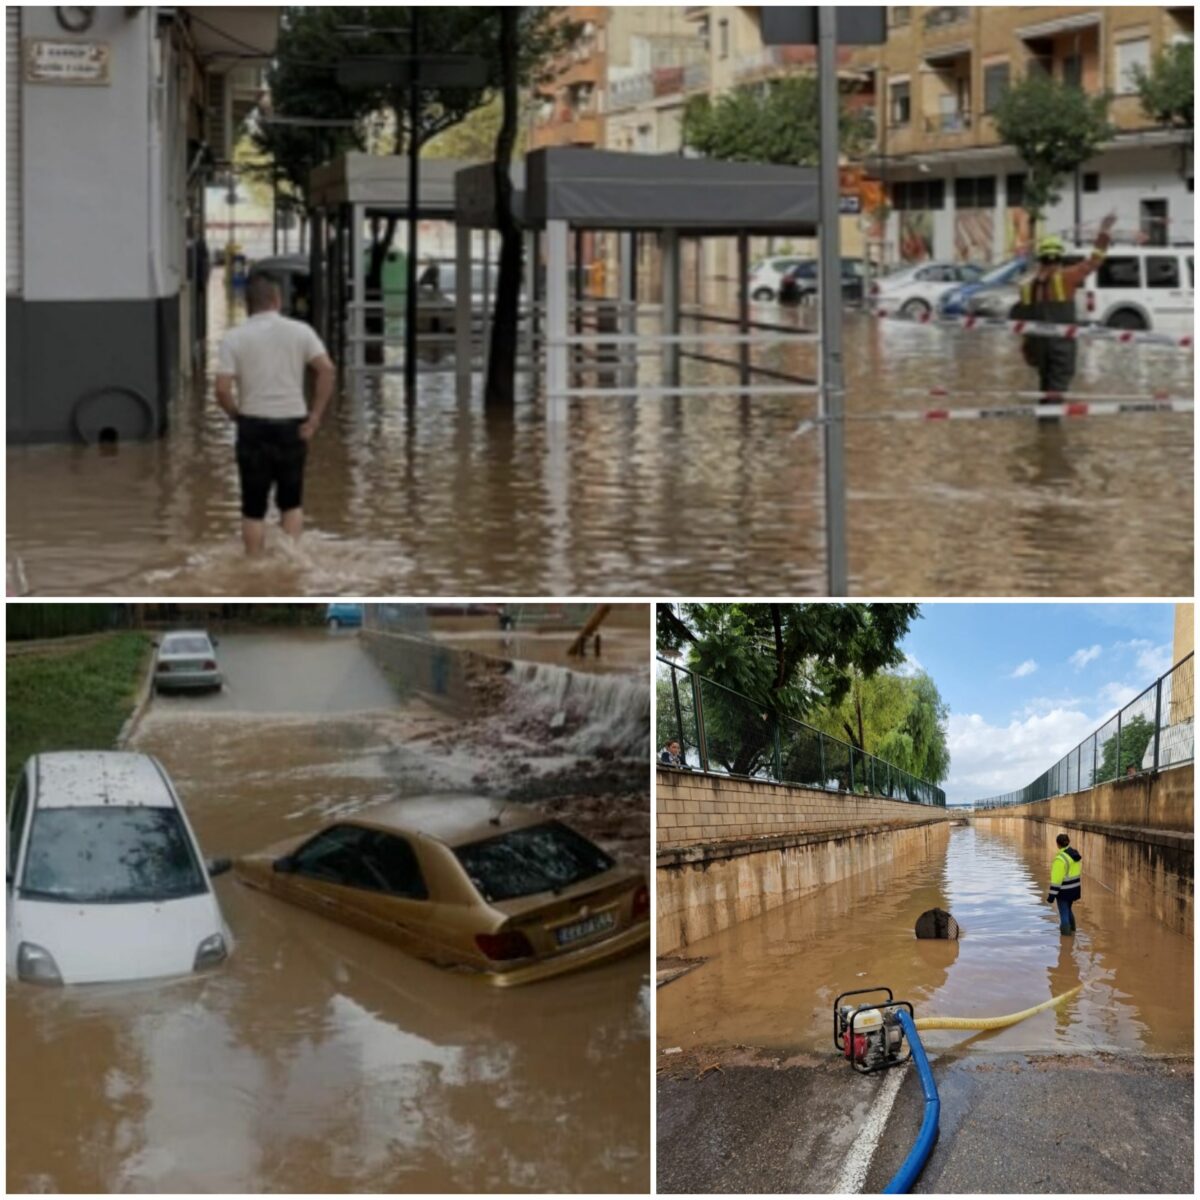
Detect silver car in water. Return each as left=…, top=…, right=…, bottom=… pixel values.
left=154, top=630, right=222, bottom=692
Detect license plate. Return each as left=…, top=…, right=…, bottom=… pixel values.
left=555, top=911, right=615, bottom=947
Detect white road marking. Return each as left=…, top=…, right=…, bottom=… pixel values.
left=833, top=1063, right=909, bottom=1194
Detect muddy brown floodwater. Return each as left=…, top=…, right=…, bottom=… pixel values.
left=658, top=822, right=1192, bottom=1059
left=6, top=282, right=1192, bottom=596
left=6, top=632, right=650, bottom=1193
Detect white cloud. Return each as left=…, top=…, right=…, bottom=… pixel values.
left=1069, top=645, right=1102, bottom=670
left=1018, top=694, right=1085, bottom=718
left=896, top=652, right=923, bottom=678
left=944, top=706, right=1099, bottom=804
left=1098, top=681, right=1140, bottom=710
left=1009, top=659, right=1038, bottom=679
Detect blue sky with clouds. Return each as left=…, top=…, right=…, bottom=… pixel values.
left=902, top=604, right=1181, bottom=804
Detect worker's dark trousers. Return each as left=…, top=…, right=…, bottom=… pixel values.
left=1037, top=339, right=1079, bottom=396
left=1056, top=894, right=1077, bottom=935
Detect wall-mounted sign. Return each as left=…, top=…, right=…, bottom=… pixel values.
left=839, top=194, right=863, bottom=215
left=24, top=39, right=111, bottom=85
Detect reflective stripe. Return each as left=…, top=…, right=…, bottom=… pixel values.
left=1052, top=272, right=1065, bottom=303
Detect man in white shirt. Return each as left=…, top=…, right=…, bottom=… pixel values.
left=215, top=273, right=336, bottom=553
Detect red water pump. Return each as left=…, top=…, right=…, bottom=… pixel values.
left=833, top=986, right=913, bottom=1074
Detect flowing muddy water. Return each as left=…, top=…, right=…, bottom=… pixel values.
left=6, top=284, right=1192, bottom=596
left=657, top=821, right=1192, bottom=1058
left=6, top=632, right=650, bottom=1193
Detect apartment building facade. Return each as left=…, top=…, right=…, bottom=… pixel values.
left=528, top=7, right=607, bottom=150
left=850, top=5, right=1194, bottom=264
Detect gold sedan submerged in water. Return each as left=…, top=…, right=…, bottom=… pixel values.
left=235, top=795, right=649, bottom=986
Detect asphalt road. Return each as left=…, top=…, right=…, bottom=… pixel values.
left=657, top=1050, right=1193, bottom=1194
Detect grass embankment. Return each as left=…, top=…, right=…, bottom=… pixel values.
left=6, top=633, right=152, bottom=794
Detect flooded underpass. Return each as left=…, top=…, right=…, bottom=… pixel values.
left=657, top=820, right=1193, bottom=1194
left=6, top=630, right=650, bottom=1193
left=6, top=285, right=1192, bottom=597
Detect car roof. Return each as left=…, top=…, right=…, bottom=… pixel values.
left=349, top=795, right=548, bottom=847
left=33, top=752, right=176, bottom=809
left=161, top=629, right=211, bottom=641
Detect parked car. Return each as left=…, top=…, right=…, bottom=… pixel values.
left=154, top=630, right=221, bottom=692
left=868, top=261, right=987, bottom=317
left=325, top=603, right=364, bottom=630
left=938, top=255, right=1030, bottom=315
left=7, top=752, right=232, bottom=985
left=235, top=795, right=650, bottom=986
left=964, top=255, right=1086, bottom=319
left=748, top=255, right=811, bottom=303
left=1073, top=244, right=1194, bottom=333
left=779, top=258, right=866, bottom=305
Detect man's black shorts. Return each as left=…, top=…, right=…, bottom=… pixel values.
left=235, top=416, right=307, bottom=520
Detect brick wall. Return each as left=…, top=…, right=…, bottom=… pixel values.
left=657, top=767, right=950, bottom=851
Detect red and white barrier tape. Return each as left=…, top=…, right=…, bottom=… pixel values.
left=883, top=387, right=1184, bottom=404
left=793, top=397, right=1193, bottom=436
left=872, top=308, right=1194, bottom=351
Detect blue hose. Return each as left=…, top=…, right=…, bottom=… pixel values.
left=882, top=1009, right=940, bottom=1194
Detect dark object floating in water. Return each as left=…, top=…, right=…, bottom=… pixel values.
left=915, top=908, right=961, bottom=939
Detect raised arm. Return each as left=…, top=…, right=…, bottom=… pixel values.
left=1063, top=212, right=1117, bottom=288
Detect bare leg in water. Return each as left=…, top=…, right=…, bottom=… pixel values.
left=281, top=507, right=304, bottom=540
left=242, top=518, right=266, bottom=555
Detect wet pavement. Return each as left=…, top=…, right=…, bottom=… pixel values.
left=6, top=631, right=650, bottom=1193
left=656, top=820, right=1193, bottom=1194
left=657, top=821, right=1193, bottom=1057
left=7, top=285, right=1192, bottom=596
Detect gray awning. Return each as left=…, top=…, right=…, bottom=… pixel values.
left=308, top=152, right=469, bottom=216
left=456, top=147, right=820, bottom=234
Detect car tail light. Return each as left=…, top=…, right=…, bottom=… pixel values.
left=17, top=942, right=63, bottom=985
left=632, top=884, right=650, bottom=921
left=869, top=282, right=880, bottom=296
left=157, top=661, right=170, bottom=673
left=475, top=930, right=534, bottom=961
left=202, top=660, right=217, bottom=671
left=1086, top=290, right=1095, bottom=314
left=194, top=932, right=228, bottom=970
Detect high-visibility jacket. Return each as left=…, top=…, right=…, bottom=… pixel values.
left=1048, top=846, right=1082, bottom=902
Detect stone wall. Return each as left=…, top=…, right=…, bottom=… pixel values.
left=657, top=766, right=950, bottom=850
left=658, top=817, right=951, bottom=956
left=980, top=764, right=1192, bottom=833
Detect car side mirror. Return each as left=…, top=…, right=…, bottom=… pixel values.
left=151, top=639, right=160, bottom=647
left=207, top=856, right=232, bottom=878
left=273, top=856, right=296, bottom=874
left=212, top=638, right=220, bottom=647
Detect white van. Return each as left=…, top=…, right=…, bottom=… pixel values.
left=1074, top=245, right=1194, bottom=333
left=7, top=752, right=232, bottom=985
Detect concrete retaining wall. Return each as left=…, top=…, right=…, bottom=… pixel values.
left=657, top=766, right=950, bottom=850
left=985, top=766, right=1192, bottom=833
left=657, top=817, right=951, bottom=955
left=976, top=813, right=1192, bottom=939
left=361, top=629, right=509, bottom=714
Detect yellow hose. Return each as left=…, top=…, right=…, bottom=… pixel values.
left=913, top=985, right=1081, bottom=1031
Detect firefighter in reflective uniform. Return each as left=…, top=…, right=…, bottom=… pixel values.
left=1013, top=213, right=1116, bottom=398
left=1046, top=832, right=1083, bottom=935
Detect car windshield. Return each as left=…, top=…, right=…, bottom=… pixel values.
left=455, top=821, right=615, bottom=903
left=162, top=636, right=210, bottom=656
left=20, top=806, right=208, bottom=903
left=981, top=259, right=1024, bottom=285
left=960, top=264, right=986, bottom=282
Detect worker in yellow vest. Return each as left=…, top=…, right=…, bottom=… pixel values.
left=1046, top=832, right=1083, bottom=935
left=1014, top=212, right=1116, bottom=398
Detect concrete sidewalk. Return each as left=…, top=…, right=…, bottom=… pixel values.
left=657, top=1049, right=1192, bottom=1193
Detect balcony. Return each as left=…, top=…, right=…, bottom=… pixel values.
left=733, top=44, right=818, bottom=81
left=923, top=7, right=968, bottom=31
left=606, top=62, right=708, bottom=111
left=923, top=108, right=971, bottom=134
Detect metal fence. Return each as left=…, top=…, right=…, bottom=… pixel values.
left=6, top=604, right=131, bottom=641
left=974, top=653, right=1194, bottom=809
left=656, top=656, right=946, bottom=806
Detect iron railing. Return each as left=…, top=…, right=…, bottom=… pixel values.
left=656, top=656, right=946, bottom=806
left=974, top=653, right=1194, bottom=809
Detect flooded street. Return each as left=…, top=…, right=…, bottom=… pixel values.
left=657, top=821, right=1192, bottom=1059
left=7, top=284, right=1192, bottom=596
left=6, top=631, right=650, bottom=1193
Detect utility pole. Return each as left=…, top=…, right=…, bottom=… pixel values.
left=405, top=7, right=420, bottom=401
left=817, top=6, right=848, bottom=595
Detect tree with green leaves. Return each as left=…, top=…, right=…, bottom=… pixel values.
left=1133, top=39, right=1193, bottom=180
left=681, top=75, right=875, bottom=166
left=991, top=72, right=1113, bottom=234
left=253, top=8, right=579, bottom=335
left=1096, top=713, right=1155, bottom=782
left=808, top=669, right=950, bottom=784
left=656, top=603, right=919, bottom=777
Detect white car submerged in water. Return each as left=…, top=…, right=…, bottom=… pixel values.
left=7, top=752, right=232, bottom=985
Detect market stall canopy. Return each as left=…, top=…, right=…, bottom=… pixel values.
left=308, top=152, right=468, bottom=217
left=455, top=147, right=820, bottom=234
